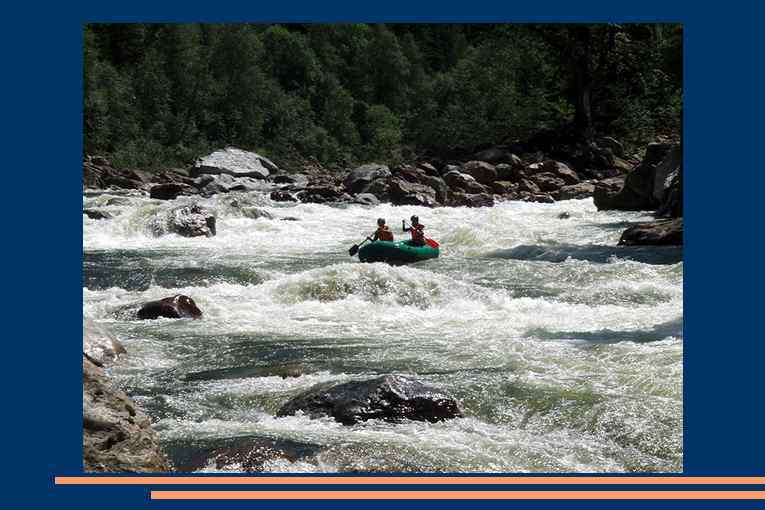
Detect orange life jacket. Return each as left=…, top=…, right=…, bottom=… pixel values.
left=376, top=226, right=394, bottom=241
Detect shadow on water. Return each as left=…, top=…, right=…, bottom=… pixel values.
left=486, top=244, right=683, bottom=265
left=527, top=317, right=684, bottom=344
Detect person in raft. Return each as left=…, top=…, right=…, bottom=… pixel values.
left=369, top=218, right=394, bottom=242
left=403, top=215, right=426, bottom=246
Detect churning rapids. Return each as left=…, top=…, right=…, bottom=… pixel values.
left=83, top=190, right=682, bottom=473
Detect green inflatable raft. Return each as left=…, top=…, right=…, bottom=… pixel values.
left=358, top=240, right=439, bottom=264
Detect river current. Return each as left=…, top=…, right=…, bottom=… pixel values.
left=83, top=190, right=683, bottom=472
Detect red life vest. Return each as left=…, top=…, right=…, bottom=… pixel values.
left=410, top=224, right=425, bottom=243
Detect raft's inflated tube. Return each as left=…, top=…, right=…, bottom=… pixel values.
left=358, top=240, right=439, bottom=264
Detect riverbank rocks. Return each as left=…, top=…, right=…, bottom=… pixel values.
left=448, top=192, right=495, bottom=208
left=137, top=295, right=202, bottom=320
left=83, top=321, right=171, bottom=472
left=344, top=163, right=392, bottom=194
left=618, top=218, right=683, bottom=246
left=84, top=354, right=172, bottom=472
left=442, top=170, right=489, bottom=194
left=555, top=182, right=596, bottom=201
left=165, top=204, right=216, bottom=237
left=277, top=374, right=463, bottom=425
left=84, top=155, right=146, bottom=190
left=84, top=317, right=126, bottom=366
left=532, top=172, right=567, bottom=192
left=351, top=193, right=380, bottom=206
left=388, top=178, right=438, bottom=207
left=461, top=160, right=497, bottom=185
left=192, top=147, right=276, bottom=179
left=595, top=143, right=679, bottom=211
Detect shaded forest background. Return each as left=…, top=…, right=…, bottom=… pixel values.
left=84, top=23, right=682, bottom=170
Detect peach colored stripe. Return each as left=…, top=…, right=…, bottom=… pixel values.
left=149, top=490, right=765, bottom=500
left=55, top=476, right=765, bottom=486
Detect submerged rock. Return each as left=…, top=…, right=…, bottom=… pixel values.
left=137, top=295, right=202, bottom=320
left=162, top=435, right=321, bottom=473
left=83, top=208, right=114, bottom=220
left=192, top=147, right=276, bottom=179
left=618, top=218, right=683, bottom=246
left=277, top=374, right=463, bottom=425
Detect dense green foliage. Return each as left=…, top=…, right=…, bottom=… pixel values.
left=84, top=23, right=682, bottom=169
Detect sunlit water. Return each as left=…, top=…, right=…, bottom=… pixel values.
left=83, top=190, right=683, bottom=473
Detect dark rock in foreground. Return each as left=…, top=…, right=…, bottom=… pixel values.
left=277, top=374, right=462, bottom=425
left=618, top=218, right=683, bottom=246
left=137, top=295, right=202, bottom=320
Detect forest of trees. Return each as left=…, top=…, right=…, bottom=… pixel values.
left=84, top=23, right=682, bottom=169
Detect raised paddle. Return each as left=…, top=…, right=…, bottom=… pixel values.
left=403, top=221, right=440, bottom=248
left=348, top=235, right=373, bottom=256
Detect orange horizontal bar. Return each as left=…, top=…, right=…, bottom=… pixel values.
left=55, top=476, right=765, bottom=486
left=150, top=490, right=765, bottom=500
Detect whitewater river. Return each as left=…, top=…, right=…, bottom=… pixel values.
left=83, top=190, right=683, bottom=473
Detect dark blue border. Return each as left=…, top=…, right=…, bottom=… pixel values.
left=8, top=0, right=765, bottom=508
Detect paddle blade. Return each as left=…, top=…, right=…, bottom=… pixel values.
left=348, top=244, right=359, bottom=256
left=426, top=238, right=440, bottom=248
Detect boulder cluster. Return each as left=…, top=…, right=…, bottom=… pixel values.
left=84, top=136, right=682, bottom=246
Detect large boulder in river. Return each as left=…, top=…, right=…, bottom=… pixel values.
left=137, top=295, right=202, bottom=320
left=277, top=374, right=462, bottom=425
left=343, top=164, right=392, bottom=194
left=618, top=218, right=683, bottom=246
left=388, top=178, right=438, bottom=207
left=192, top=147, right=276, bottom=179
left=163, top=204, right=216, bottom=237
